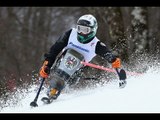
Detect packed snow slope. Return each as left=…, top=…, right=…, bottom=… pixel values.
left=1, top=55, right=160, bottom=113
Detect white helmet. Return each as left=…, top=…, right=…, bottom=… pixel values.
left=76, top=14, right=98, bottom=43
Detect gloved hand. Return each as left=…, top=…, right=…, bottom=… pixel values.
left=39, top=60, right=50, bottom=78
left=112, top=58, right=121, bottom=68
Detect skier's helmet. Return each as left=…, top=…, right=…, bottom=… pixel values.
left=77, top=14, right=98, bottom=43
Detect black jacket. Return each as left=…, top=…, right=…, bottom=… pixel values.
left=44, top=29, right=117, bottom=68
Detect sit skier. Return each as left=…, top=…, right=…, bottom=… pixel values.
left=39, top=14, right=127, bottom=103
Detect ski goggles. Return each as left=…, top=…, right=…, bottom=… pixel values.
left=77, top=25, right=92, bottom=34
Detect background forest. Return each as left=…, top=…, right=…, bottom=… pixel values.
left=0, top=7, right=160, bottom=101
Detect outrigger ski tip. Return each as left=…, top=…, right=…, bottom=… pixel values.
left=118, top=69, right=127, bottom=88
left=119, top=69, right=127, bottom=80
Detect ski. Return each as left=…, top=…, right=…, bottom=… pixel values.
left=41, top=97, right=56, bottom=104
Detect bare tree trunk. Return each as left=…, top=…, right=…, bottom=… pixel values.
left=130, top=7, right=148, bottom=54
left=148, top=7, right=160, bottom=56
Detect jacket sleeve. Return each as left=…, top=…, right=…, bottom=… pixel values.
left=44, top=29, right=72, bottom=68
left=95, top=41, right=117, bottom=63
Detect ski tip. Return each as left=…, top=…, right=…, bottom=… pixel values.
left=41, top=97, right=51, bottom=104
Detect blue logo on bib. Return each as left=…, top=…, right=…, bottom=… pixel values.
left=69, top=42, right=89, bottom=53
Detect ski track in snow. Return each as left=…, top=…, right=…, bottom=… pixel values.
left=1, top=64, right=160, bottom=113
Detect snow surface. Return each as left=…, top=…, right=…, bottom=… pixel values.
left=1, top=62, right=160, bottom=113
